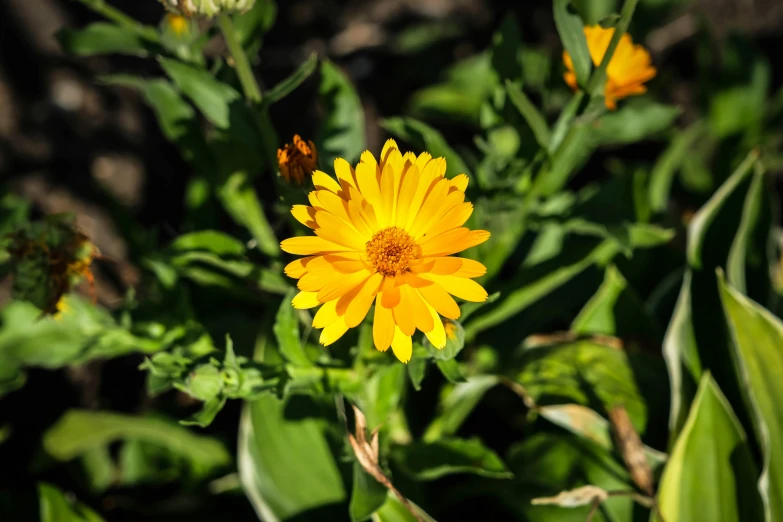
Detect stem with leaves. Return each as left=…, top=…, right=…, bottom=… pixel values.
left=217, top=14, right=262, bottom=103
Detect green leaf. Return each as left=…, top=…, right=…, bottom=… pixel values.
left=503, top=432, right=634, bottom=521
left=719, top=275, right=783, bottom=521
left=392, top=437, right=512, bottom=481
left=662, top=271, right=702, bottom=442
left=372, top=492, right=438, bottom=522
left=58, top=23, right=150, bottom=56
left=590, top=102, right=681, bottom=146
left=409, top=53, right=496, bottom=125
left=534, top=122, right=594, bottom=196
left=538, top=403, right=611, bottom=447
left=381, top=117, right=472, bottom=178
left=232, top=0, right=277, bottom=48
left=407, top=345, right=429, bottom=391
left=423, top=375, right=500, bottom=441
left=169, top=230, right=246, bottom=256
left=654, top=373, right=763, bottom=522
left=217, top=171, right=280, bottom=257
left=359, top=364, right=406, bottom=429
left=465, top=239, right=621, bottom=341
left=537, top=404, right=668, bottom=470
left=515, top=340, right=668, bottom=433
left=687, top=150, right=759, bottom=269
left=490, top=15, right=523, bottom=82
left=239, top=395, right=346, bottom=520
left=648, top=123, right=704, bottom=213
left=350, top=462, right=387, bottom=522
left=571, top=265, right=661, bottom=341
left=709, top=59, right=770, bottom=138
left=43, top=410, right=231, bottom=477
left=160, top=57, right=242, bottom=129
left=264, top=53, right=318, bottom=104
left=181, top=396, right=228, bottom=428
left=38, top=483, right=105, bottom=522
left=273, top=290, right=312, bottom=367
left=101, top=77, right=213, bottom=169
left=435, top=358, right=465, bottom=384
left=726, top=164, right=766, bottom=295
left=318, top=60, right=366, bottom=166
left=553, top=0, right=591, bottom=87
left=423, top=319, right=465, bottom=360
left=505, top=80, right=551, bottom=150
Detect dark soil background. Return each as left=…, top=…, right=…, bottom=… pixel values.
left=1, top=0, right=783, bottom=520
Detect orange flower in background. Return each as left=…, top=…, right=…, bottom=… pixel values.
left=278, top=135, right=318, bottom=185
left=564, top=25, right=656, bottom=110
left=281, top=139, right=490, bottom=363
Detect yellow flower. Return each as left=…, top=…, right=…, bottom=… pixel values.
left=563, top=26, right=656, bottom=110
left=278, top=135, right=318, bottom=185
left=165, top=14, right=190, bottom=36
left=281, top=139, right=490, bottom=363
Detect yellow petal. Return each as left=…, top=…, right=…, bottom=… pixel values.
left=315, top=211, right=367, bottom=250
left=408, top=287, right=434, bottom=333
left=403, top=159, right=442, bottom=230
left=345, top=272, right=383, bottom=327
left=355, top=160, right=382, bottom=212
left=423, top=300, right=446, bottom=349
left=450, top=174, right=469, bottom=192
left=314, top=189, right=350, bottom=219
left=421, top=273, right=488, bottom=302
left=320, top=316, right=349, bottom=346
left=312, top=170, right=342, bottom=193
left=380, top=138, right=398, bottom=166
left=380, top=276, right=401, bottom=308
left=390, top=326, right=412, bottom=363
left=373, top=300, right=394, bottom=351
left=393, top=289, right=416, bottom=336
left=423, top=257, right=487, bottom=278
left=285, top=256, right=315, bottom=279
left=291, top=205, right=318, bottom=228
left=418, top=228, right=470, bottom=257
left=281, top=236, right=351, bottom=255
left=292, top=291, right=320, bottom=309
left=313, top=299, right=339, bottom=328
left=298, top=270, right=337, bottom=292
left=334, top=158, right=357, bottom=189
left=408, top=178, right=450, bottom=237
left=360, top=150, right=378, bottom=171
left=317, top=270, right=371, bottom=302
left=395, top=165, right=419, bottom=228
left=422, top=202, right=473, bottom=240
left=378, top=162, right=395, bottom=228
left=417, top=279, right=461, bottom=319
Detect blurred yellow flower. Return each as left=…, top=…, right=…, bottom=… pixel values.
left=563, top=25, right=656, bottom=110
left=278, top=135, right=318, bottom=185
left=165, top=14, right=190, bottom=36
left=281, top=139, right=490, bottom=363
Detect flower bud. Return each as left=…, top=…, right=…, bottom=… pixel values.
left=159, top=0, right=255, bottom=17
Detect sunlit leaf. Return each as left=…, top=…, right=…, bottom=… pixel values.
left=654, top=374, right=763, bottom=522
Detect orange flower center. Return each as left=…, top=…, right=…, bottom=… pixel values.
left=366, top=227, right=419, bottom=277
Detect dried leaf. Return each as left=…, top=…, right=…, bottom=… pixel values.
left=531, top=485, right=609, bottom=507
left=609, top=405, right=654, bottom=495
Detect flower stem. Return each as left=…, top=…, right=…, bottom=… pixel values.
left=217, top=14, right=262, bottom=103
left=585, top=0, right=640, bottom=97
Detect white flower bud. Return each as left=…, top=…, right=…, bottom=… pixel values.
left=159, top=0, right=255, bottom=17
